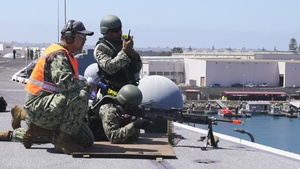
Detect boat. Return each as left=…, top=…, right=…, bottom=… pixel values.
left=279, top=103, right=299, bottom=118
left=268, top=106, right=285, bottom=117
left=237, top=111, right=252, bottom=118
left=218, top=108, right=233, bottom=117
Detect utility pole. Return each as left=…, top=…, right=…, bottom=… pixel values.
left=64, top=0, right=67, bottom=24
left=57, top=0, right=60, bottom=42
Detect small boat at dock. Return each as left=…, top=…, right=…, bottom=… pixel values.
left=218, top=108, right=233, bottom=117
left=268, top=106, right=285, bottom=117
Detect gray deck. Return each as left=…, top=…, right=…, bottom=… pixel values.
left=0, top=58, right=300, bottom=169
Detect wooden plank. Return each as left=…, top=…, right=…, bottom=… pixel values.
left=72, top=133, right=177, bottom=159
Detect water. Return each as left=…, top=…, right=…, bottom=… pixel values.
left=194, top=115, right=300, bottom=155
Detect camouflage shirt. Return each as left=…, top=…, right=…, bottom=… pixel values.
left=26, top=44, right=91, bottom=100
left=99, top=103, right=136, bottom=144
left=24, top=44, right=92, bottom=133
left=93, top=39, right=142, bottom=85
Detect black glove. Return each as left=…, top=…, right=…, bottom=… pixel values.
left=122, top=39, right=135, bottom=57
left=133, top=118, right=151, bottom=129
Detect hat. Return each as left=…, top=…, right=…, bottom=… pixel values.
left=61, top=20, right=94, bottom=36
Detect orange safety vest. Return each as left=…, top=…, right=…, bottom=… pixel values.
left=25, top=44, right=79, bottom=95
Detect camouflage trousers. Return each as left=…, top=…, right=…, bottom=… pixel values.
left=12, top=123, right=94, bottom=147
left=12, top=127, right=49, bottom=143
left=25, top=90, right=89, bottom=135
left=24, top=90, right=94, bottom=147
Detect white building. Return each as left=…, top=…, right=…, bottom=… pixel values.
left=141, top=56, right=185, bottom=84
left=141, top=51, right=300, bottom=88
left=184, top=59, right=280, bottom=87
left=0, top=43, right=45, bottom=58
left=0, top=43, right=14, bottom=57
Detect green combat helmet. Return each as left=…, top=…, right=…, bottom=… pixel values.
left=100, top=15, right=122, bottom=34
left=116, top=84, right=143, bottom=105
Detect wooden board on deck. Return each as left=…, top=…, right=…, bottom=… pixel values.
left=72, top=133, right=177, bottom=159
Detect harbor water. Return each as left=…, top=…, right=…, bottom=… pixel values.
left=194, top=114, right=300, bottom=155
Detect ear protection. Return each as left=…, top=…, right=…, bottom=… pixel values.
left=64, top=20, right=75, bottom=44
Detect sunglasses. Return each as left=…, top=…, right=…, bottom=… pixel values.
left=110, top=27, right=122, bottom=33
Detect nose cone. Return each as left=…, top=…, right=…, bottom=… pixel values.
left=138, top=75, right=183, bottom=109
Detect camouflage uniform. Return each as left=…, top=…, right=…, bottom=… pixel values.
left=12, top=128, right=29, bottom=142
left=93, top=18, right=142, bottom=143
left=24, top=43, right=94, bottom=147
left=93, top=38, right=142, bottom=90
left=11, top=123, right=93, bottom=147
left=99, top=102, right=139, bottom=144
left=11, top=127, right=47, bottom=142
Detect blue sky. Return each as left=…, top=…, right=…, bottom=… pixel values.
left=1, top=0, right=299, bottom=50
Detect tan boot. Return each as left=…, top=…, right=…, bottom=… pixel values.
left=23, top=122, right=53, bottom=148
left=208, top=135, right=220, bottom=146
left=11, top=105, right=27, bottom=129
left=0, top=131, right=12, bottom=141
left=54, top=132, right=84, bottom=154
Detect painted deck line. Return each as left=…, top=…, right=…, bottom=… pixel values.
left=174, top=122, right=300, bottom=161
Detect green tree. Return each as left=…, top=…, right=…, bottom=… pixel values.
left=159, top=51, right=172, bottom=56
left=171, top=47, right=183, bottom=53
left=289, top=38, right=298, bottom=52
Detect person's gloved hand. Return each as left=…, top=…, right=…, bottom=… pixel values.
left=89, top=90, right=97, bottom=100
left=97, top=81, right=108, bottom=91
left=133, top=118, right=151, bottom=129
left=122, top=38, right=135, bottom=57
left=79, top=75, right=87, bottom=81
left=86, top=77, right=96, bottom=84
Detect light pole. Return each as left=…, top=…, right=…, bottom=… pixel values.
left=64, top=0, right=67, bottom=24
left=243, top=75, right=245, bottom=91
left=57, top=0, right=60, bottom=42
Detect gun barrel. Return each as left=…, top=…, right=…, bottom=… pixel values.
left=215, top=118, right=242, bottom=124
left=232, top=119, right=243, bottom=124
left=126, top=108, right=243, bottom=126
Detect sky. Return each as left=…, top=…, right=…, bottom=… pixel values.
left=0, top=0, right=299, bottom=51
